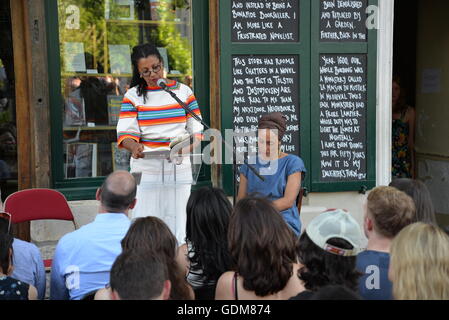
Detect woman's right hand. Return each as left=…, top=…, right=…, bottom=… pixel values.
left=130, top=143, right=145, bottom=159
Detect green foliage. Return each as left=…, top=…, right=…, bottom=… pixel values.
left=153, top=0, right=192, bottom=75
left=57, top=0, right=192, bottom=75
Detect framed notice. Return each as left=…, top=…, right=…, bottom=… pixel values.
left=111, top=143, right=130, bottom=171
left=64, top=42, right=86, bottom=72
left=105, top=0, right=135, bottom=20
left=157, top=47, right=169, bottom=74
left=108, top=45, right=132, bottom=74
left=64, top=93, right=86, bottom=127
left=107, top=94, right=124, bottom=125
left=65, top=143, right=98, bottom=179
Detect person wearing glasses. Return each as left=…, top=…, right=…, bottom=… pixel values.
left=0, top=196, right=45, bottom=299
left=116, top=43, right=203, bottom=245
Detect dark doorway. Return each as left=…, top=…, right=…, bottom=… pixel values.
left=0, top=0, right=18, bottom=203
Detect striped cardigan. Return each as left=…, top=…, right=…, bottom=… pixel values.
left=117, top=80, right=203, bottom=151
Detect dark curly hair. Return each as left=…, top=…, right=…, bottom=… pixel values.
left=0, top=232, right=13, bottom=275
left=186, top=187, right=233, bottom=283
left=297, top=232, right=361, bottom=292
left=130, top=43, right=164, bottom=103
left=229, top=196, right=298, bottom=297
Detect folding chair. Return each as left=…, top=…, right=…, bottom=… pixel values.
left=4, top=188, right=78, bottom=268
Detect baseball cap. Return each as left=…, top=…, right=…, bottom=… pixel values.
left=305, top=209, right=365, bottom=257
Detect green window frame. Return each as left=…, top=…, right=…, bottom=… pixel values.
left=220, top=0, right=378, bottom=196
left=45, top=0, right=211, bottom=200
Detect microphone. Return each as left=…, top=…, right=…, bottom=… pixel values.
left=157, top=77, right=265, bottom=183
left=157, top=78, right=168, bottom=90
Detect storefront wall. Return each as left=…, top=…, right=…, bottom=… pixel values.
left=7, top=1, right=393, bottom=245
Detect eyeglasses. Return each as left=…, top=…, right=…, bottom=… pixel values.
left=140, top=64, right=162, bottom=77
left=0, top=211, right=11, bottom=233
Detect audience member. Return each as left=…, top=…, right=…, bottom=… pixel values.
left=0, top=233, right=37, bottom=300
left=109, top=251, right=171, bottom=300
left=0, top=215, right=45, bottom=299
left=50, top=171, right=136, bottom=300
left=389, top=222, right=449, bottom=300
left=389, top=178, right=437, bottom=225
left=176, top=187, right=233, bottom=300
left=120, top=216, right=194, bottom=300
left=215, top=196, right=304, bottom=300
left=309, top=285, right=362, bottom=300
left=291, top=209, right=364, bottom=300
left=357, top=186, right=415, bottom=300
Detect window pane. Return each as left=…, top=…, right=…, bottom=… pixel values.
left=0, top=0, right=18, bottom=201
left=57, top=0, right=193, bottom=179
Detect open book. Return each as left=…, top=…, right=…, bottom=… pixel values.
left=169, top=133, right=194, bottom=149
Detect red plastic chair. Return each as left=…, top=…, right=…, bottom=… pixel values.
left=4, top=188, right=78, bottom=268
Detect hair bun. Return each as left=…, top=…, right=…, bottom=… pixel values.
left=258, top=112, right=287, bottom=140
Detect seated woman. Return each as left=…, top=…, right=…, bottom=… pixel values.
left=95, top=217, right=194, bottom=300
left=0, top=233, right=37, bottom=300
left=215, top=196, right=305, bottom=300
left=237, top=112, right=306, bottom=236
left=176, top=187, right=233, bottom=300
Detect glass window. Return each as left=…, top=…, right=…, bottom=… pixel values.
left=57, top=0, right=194, bottom=180
left=0, top=0, right=17, bottom=201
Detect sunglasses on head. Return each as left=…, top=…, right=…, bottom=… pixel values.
left=0, top=211, right=11, bottom=233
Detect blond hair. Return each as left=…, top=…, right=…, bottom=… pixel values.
left=390, top=222, right=449, bottom=300
left=367, top=186, right=415, bottom=238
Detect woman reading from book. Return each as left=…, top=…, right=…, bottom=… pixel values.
left=237, top=112, right=306, bottom=236
left=116, top=43, right=203, bottom=245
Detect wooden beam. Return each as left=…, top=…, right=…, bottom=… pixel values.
left=10, top=0, right=33, bottom=241
left=209, top=0, right=221, bottom=188
left=27, top=0, right=51, bottom=189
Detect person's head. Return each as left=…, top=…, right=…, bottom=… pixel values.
left=186, top=187, right=232, bottom=282
left=0, top=232, right=13, bottom=275
left=110, top=250, right=171, bottom=300
left=309, top=285, right=362, bottom=300
left=389, top=222, right=449, bottom=300
left=121, top=216, right=192, bottom=300
left=389, top=178, right=437, bottom=225
left=0, top=211, right=11, bottom=235
left=257, top=112, right=287, bottom=158
left=121, top=216, right=177, bottom=258
left=297, top=209, right=364, bottom=292
left=0, top=123, right=16, bottom=156
left=131, top=43, right=164, bottom=96
left=96, top=171, right=137, bottom=214
left=364, top=186, right=416, bottom=240
left=229, top=196, right=297, bottom=297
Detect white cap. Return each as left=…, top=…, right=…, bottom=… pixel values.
left=305, top=209, right=365, bottom=257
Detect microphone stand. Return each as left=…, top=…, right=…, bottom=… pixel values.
left=159, top=82, right=265, bottom=201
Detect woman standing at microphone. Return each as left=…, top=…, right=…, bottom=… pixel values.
left=116, top=43, right=203, bottom=245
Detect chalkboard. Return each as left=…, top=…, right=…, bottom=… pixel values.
left=231, top=0, right=299, bottom=42
left=319, top=54, right=367, bottom=181
left=232, top=55, right=300, bottom=158
left=320, top=0, right=368, bottom=42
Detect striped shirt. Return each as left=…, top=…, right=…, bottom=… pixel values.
left=117, top=80, right=203, bottom=151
